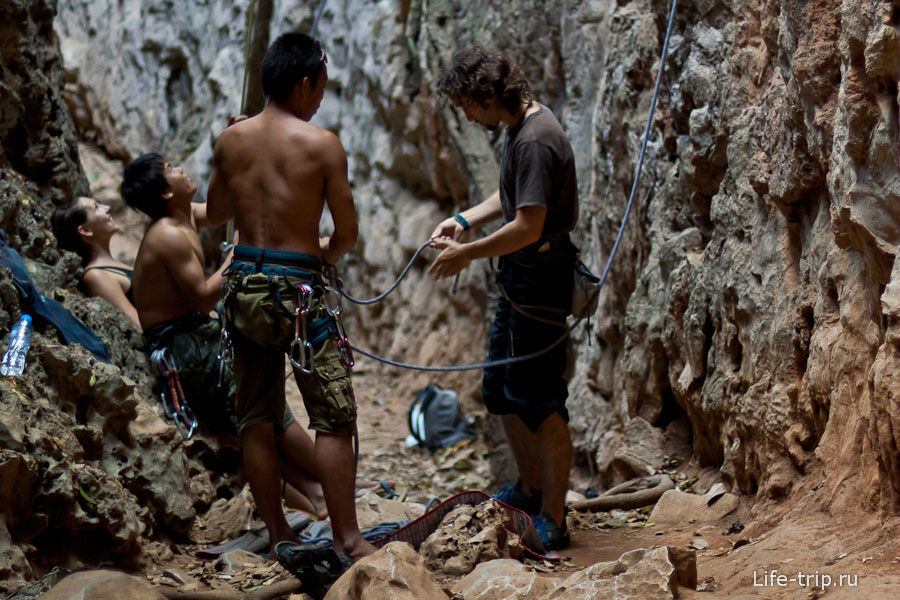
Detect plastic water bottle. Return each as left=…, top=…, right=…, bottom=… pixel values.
left=1, top=314, right=33, bottom=377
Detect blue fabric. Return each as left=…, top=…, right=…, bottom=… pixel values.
left=0, top=229, right=111, bottom=362
left=294, top=519, right=409, bottom=549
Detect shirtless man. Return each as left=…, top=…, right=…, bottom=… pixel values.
left=206, top=33, right=374, bottom=561
left=121, top=153, right=328, bottom=518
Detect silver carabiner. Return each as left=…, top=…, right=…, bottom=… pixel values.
left=289, top=338, right=315, bottom=374
left=289, top=283, right=315, bottom=374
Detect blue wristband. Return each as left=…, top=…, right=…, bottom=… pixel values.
left=454, top=213, right=470, bottom=231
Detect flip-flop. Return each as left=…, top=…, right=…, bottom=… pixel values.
left=274, top=541, right=353, bottom=597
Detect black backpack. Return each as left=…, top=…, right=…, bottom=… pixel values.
left=408, top=383, right=476, bottom=451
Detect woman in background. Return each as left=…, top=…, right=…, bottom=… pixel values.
left=52, top=196, right=140, bottom=328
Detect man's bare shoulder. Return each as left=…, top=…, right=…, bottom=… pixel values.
left=143, top=218, right=195, bottom=254
left=296, top=124, right=343, bottom=158
left=215, top=119, right=250, bottom=152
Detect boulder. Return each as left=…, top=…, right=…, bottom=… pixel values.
left=450, top=558, right=558, bottom=600
left=548, top=546, right=696, bottom=600
left=648, top=488, right=739, bottom=525
left=0, top=516, right=33, bottom=594
left=214, top=549, right=269, bottom=574
left=355, top=490, right=424, bottom=530
left=324, top=542, right=447, bottom=600
left=419, top=500, right=525, bottom=577
left=594, top=417, right=668, bottom=485
left=38, top=570, right=165, bottom=600
left=190, top=485, right=255, bottom=543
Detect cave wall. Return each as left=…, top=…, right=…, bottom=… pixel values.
left=50, top=0, right=900, bottom=516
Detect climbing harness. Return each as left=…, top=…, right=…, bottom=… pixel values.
left=319, top=0, right=679, bottom=372
left=150, top=349, right=199, bottom=440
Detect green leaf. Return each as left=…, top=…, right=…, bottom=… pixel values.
left=77, top=487, right=97, bottom=506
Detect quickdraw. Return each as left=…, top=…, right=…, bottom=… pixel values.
left=290, top=283, right=316, bottom=373
left=216, top=321, right=233, bottom=388
left=323, top=285, right=354, bottom=368
left=150, top=349, right=198, bottom=440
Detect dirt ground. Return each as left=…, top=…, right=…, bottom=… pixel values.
left=118, top=363, right=900, bottom=599
left=291, top=367, right=900, bottom=599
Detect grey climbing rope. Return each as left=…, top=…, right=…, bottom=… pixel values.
left=596, top=0, right=679, bottom=291
left=326, top=240, right=434, bottom=305
left=311, top=0, right=328, bottom=37
left=333, top=0, right=680, bottom=372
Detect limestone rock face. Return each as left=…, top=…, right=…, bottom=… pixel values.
left=324, top=541, right=448, bottom=600
left=0, top=0, right=88, bottom=207
left=0, top=4, right=243, bottom=592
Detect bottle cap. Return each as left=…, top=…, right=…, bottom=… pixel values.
left=20, top=314, right=31, bottom=324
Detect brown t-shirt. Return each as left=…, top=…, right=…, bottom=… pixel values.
left=499, top=104, right=578, bottom=263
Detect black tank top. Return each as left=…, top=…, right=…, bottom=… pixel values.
left=83, top=265, right=135, bottom=304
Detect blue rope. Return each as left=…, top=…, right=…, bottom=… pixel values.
left=311, top=0, right=328, bottom=37
left=338, top=0, right=680, bottom=372
left=597, top=0, right=679, bottom=291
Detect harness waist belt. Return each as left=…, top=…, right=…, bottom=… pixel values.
left=144, top=311, right=208, bottom=351
left=232, top=245, right=322, bottom=274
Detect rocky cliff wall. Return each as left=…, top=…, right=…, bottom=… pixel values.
left=0, top=1, right=245, bottom=591
left=50, top=0, right=900, bottom=519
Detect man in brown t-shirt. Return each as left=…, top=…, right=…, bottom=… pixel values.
left=429, top=45, right=578, bottom=551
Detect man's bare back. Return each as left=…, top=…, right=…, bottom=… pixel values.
left=208, top=93, right=357, bottom=263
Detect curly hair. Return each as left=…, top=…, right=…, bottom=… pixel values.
left=436, top=45, right=532, bottom=114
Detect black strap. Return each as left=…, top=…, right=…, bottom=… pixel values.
left=489, top=258, right=568, bottom=328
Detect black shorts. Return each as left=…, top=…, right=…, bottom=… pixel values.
left=481, top=253, right=574, bottom=432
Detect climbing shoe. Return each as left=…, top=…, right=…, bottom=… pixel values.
left=493, top=480, right=542, bottom=514
left=532, top=512, right=571, bottom=552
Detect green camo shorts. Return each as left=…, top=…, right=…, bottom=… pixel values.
left=145, top=313, right=293, bottom=435
left=223, top=270, right=356, bottom=437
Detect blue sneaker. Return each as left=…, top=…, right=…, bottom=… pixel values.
left=493, top=480, right=542, bottom=514
left=532, top=512, right=570, bottom=551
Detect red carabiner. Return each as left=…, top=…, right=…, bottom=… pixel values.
left=337, top=338, right=354, bottom=369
